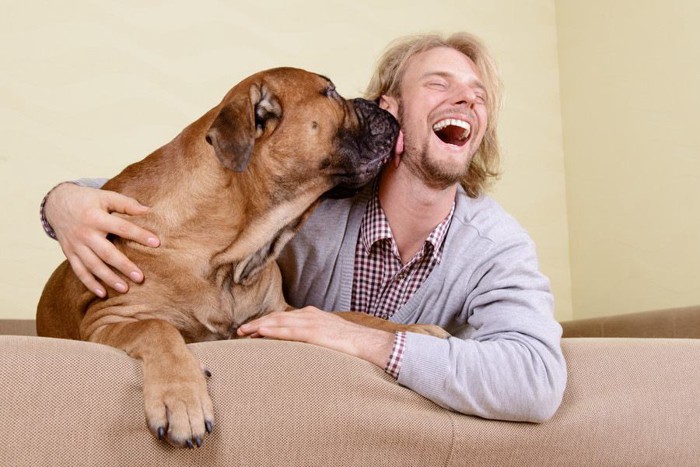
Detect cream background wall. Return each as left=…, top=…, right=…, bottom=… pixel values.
left=3, top=0, right=569, bottom=320
left=557, top=0, right=700, bottom=319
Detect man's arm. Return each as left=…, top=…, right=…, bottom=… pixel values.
left=41, top=179, right=159, bottom=296
left=242, top=231, right=566, bottom=423
left=398, top=235, right=566, bottom=423
left=237, top=307, right=396, bottom=369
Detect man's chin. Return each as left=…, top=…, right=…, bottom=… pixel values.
left=406, top=158, right=466, bottom=190
left=426, top=154, right=472, bottom=186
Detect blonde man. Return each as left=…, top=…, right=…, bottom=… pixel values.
left=42, top=33, right=566, bottom=421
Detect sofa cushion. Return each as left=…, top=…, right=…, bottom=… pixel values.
left=1, top=335, right=699, bottom=465
left=562, top=305, right=700, bottom=338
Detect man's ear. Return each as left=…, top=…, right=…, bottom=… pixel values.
left=379, top=94, right=399, bottom=118
left=205, top=84, right=281, bottom=172
left=378, top=95, right=403, bottom=159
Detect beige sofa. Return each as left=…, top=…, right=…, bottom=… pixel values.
left=1, top=306, right=699, bottom=466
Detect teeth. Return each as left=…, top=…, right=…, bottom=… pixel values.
left=432, top=118, right=471, bottom=139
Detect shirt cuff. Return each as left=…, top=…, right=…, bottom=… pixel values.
left=384, top=331, right=406, bottom=379
left=39, top=182, right=78, bottom=240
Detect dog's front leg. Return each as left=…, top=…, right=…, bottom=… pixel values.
left=86, top=319, right=214, bottom=448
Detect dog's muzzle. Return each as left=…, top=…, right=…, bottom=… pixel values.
left=324, top=98, right=400, bottom=199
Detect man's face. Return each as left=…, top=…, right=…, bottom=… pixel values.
left=382, top=46, right=489, bottom=190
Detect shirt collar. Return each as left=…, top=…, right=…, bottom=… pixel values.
left=359, top=183, right=455, bottom=263
left=360, top=184, right=393, bottom=254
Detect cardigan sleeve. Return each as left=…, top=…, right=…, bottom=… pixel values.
left=397, top=233, right=567, bottom=423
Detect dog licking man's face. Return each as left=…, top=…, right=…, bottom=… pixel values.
left=323, top=97, right=400, bottom=199
left=205, top=68, right=399, bottom=200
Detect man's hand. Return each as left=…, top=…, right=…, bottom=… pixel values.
left=237, top=307, right=395, bottom=369
left=44, top=183, right=160, bottom=297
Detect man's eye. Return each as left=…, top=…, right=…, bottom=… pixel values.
left=427, top=81, right=448, bottom=90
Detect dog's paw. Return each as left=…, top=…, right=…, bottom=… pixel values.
left=143, top=366, right=215, bottom=448
left=405, top=324, right=451, bottom=338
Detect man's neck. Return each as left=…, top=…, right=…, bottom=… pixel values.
left=377, top=163, right=456, bottom=264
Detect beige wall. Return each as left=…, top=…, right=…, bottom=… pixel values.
left=556, top=0, right=700, bottom=318
left=0, top=1, right=572, bottom=320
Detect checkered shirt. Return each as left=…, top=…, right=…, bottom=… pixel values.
left=40, top=192, right=57, bottom=239
left=352, top=184, right=454, bottom=379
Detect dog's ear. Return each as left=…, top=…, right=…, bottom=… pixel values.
left=205, top=84, right=281, bottom=172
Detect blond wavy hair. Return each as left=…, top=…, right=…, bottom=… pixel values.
left=365, top=32, right=503, bottom=197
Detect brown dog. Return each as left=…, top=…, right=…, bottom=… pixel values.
left=37, top=67, right=446, bottom=448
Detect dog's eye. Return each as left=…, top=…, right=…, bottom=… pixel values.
left=325, top=85, right=338, bottom=98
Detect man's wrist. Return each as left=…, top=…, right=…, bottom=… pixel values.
left=384, top=331, right=406, bottom=379
left=40, top=182, right=78, bottom=240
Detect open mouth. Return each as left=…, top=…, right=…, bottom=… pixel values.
left=433, top=118, right=471, bottom=147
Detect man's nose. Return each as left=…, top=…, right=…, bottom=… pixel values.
left=451, top=84, right=478, bottom=107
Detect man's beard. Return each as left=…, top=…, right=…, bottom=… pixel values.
left=398, top=105, right=472, bottom=191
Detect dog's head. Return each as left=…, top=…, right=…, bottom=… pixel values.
left=204, top=67, right=399, bottom=200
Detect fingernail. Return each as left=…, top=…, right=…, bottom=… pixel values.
left=147, top=237, right=160, bottom=247
left=130, top=271, right=143, bottom=282
left=114, top=282, right=128, bottom=293
left=95, top=288, right=106, bottom=298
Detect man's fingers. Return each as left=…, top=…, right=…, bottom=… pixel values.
left=238, top=307, right=393, bottom=367
left=90, top=236, right=144, bottom=283
left=246, top=324, right=311, bottom=343
left=103, top=191, right=150, bottom=215
left=97, top=193, right=160, bottom=248
left=238, top=311, right=318, bottom=339
left=66, top=255, right=106, bottom=298
left=47, top=185, right=153, bottom=292
left=75, top=245, right=130, bottom=293
left=101, top=214, right=160, bottom=248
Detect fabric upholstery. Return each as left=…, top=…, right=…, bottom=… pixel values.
left=1, top=331, right=699, bottom=466
left=562, top=305, right=700, bottom=338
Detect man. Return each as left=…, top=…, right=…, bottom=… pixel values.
left=41, top=32, right=567, bottom=422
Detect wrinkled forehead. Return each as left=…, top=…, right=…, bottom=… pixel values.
left=268, top=70, right=338, bottom=102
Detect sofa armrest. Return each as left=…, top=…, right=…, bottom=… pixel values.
left=0, top=319, right=36, bottom=336
left=1, top=336, right=699, bottom=465
left=561, top=305, right=700, bottom=338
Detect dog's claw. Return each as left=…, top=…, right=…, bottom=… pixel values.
left=186, top=439, right=194, bottom=449
left=205, top=420, right=214, bottom=434
left=194, top=436, right=202, bottom=448
left=204, top=369, right=212, bottom=378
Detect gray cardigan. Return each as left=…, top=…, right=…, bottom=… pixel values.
left=278, top=183, right=567, bottom=422
left=68, top=178, right=566, bottom=422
